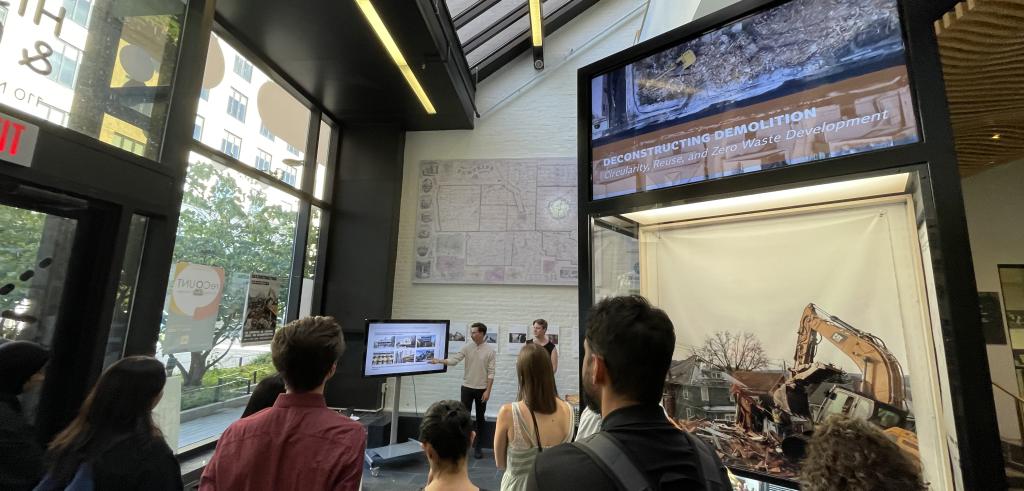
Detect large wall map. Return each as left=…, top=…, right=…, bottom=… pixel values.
left=413, top=159, right=578, bottom=285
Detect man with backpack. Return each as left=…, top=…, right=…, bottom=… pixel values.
left=528, top=295, right=730, bottom=491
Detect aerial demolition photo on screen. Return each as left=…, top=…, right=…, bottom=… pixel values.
left=590, top=0, right=919, bottom=199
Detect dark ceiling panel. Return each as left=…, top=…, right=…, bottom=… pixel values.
left=214, top=0, right=475, bottom=130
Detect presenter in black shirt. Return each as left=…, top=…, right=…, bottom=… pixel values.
left=530, top=318, right=558, bottom=373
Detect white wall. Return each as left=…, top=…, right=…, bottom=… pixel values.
left=389, top=0, right=651, bottom=417
left=962, top=158, right=1024, bottom=442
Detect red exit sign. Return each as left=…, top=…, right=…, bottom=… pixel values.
left=0, top=112, right=40, bottom=168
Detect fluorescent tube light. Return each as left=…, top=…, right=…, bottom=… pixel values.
left=355, top=0, right=437, bottom=115
left=529, top=0, right=543, bottom=47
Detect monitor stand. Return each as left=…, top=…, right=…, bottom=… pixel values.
left=364, top=376, right=423, bottom=476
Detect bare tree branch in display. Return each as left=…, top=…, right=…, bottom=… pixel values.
left=690, top=331, right=769, bottom=374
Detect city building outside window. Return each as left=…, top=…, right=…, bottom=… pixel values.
left=193, top=116, right=204, bottom=141
left=280, top=167, right=296, bottom=186
left=0, top=0, right=186, bottom=160
left=227, top=88, right=248, bottom=122
left=255, top=149, right=272, bottom=172
left=221, top=131, right=241, bottom=159
left=47, top=41, right=83, bottom=89
left=233, top=54, right=253, bottom=83
left=111, top=133, right=145, bottom=156
left=200, top=87, right=210, bottom=101
left=38, top=101, right=69, bottom=127
left=701, top=387, right=709, bottom=402
left=62, top=0, right=92, bottom=27
left=286, top=143, right=300, bottom=155
left=260, top=123, right=274, bottom=141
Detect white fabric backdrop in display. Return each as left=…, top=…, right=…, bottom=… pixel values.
left=641, top=199, right=950, bottom=490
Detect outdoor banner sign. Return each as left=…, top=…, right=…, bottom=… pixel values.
left=163, top=262, right=225, bottom=354
left=240, top=272, right=281, bottom=346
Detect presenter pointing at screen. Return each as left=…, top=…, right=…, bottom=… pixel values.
left=430, top=322, right=496, bottom=458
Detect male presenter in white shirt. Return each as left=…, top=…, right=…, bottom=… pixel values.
left=430, top=322, right=496, bottom=458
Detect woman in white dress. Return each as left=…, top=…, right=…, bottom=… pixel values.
left=494, top=343, right=574, bottom=491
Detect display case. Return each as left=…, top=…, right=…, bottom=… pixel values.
left=577, top=0, right=1002, bottom=488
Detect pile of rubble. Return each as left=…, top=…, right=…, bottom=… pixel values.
left=676, top=419, right=799, bottom=479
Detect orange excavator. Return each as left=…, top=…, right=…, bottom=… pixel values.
left=747, top=304, right=919, bottom=459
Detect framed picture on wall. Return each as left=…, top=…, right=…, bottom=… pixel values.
left=979, top=292, right=1007, bottom=344
left=999, top=265, right=1024, bottom=349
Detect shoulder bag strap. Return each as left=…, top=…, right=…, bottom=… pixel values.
left=572, top=432, right=654, bottom=491
left=682, top=432, right=725, bottom=491
left=528, top=405, right=543, bottom=452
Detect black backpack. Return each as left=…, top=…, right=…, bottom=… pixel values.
left=573, top=430, right=729, bottom=491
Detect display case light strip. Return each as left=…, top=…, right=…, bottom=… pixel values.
left=355, top=0, right=437, bottom=115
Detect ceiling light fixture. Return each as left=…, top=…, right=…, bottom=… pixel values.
left=529, top=0, right=545, bottom=70
left=355, top=0, right=437, bottom=115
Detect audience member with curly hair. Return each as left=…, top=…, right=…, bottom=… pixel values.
left=800, top=414, right=926, bottom=491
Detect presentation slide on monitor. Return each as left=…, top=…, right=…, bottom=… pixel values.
left=364, top=321, right=448, bottom=377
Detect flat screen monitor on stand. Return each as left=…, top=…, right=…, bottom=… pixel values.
left=361, top=319, right=450, bottom=476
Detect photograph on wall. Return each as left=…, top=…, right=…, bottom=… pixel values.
left=546, top=325, right=560, bottom=346
left=979, top=292, right=1007, bottom=345
left=591, top=0, right=918, bottom=199
left=999, top=266, right=1024, bottom=350
left=502, top=324, right=529, bottom=355
left=629, top=199, right=947, bottom=486
left=163, top=262, right=225, bottom=354
left=412, top=159, right=578, bottom=286
left=449, top=321, right=469, bottom=350
left=240, top=273, right=281, bottom=346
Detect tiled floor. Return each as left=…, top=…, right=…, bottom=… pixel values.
left=362, top=448, right=503, bottom=491
left=178, top=406, right=244, bottom=447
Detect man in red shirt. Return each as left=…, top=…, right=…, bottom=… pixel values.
left=200, top=316, right=366, bottom=491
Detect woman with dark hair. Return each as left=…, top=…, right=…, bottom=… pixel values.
left=494, top=343, right=573, bottom=491
left=800, top=414, right=926, bottom=491
left=0, top=340, right=50, bottom=491
left=36, top=356, right=182, bottom=490
left=419, top=400, right=487, bottom=491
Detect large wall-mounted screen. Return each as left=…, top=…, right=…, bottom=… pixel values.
left=590, top=0, right=919, bottom=200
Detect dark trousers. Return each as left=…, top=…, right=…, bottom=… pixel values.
left=460, top=385, right=487, bottom=449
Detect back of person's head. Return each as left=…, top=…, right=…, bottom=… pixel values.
left=271, top=316, right=344, bottom=392
left=800, top=414, right=925, bottom=491
left=419, top=400, right=473, bottom=472
left=470, top=322, right=487, bottom=334
left=0, top=340, right=49, bottom=395
left=585, top=295, right=675, bottom=405
left=517, top=343, right=557, bottom=414
left=48, top=356, right=166, bottom=480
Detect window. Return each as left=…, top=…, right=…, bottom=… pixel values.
left=62, top=0, right=91, bottom=27
left=729, top=391, right=735, bottom=403
left=159, top=153, right=298, bottom=451
left=260, top=124, right=274, bottom=141
left=281, top=168, right=297, bottom=186
left=200, top=87, right=210, bottom=101
left=111, top=133, right=145, bottom=156
left=193, top=116, right=204, bottom=141
left=48, top=42, right=83, bottom=89
left=686, top=408, right=694, bottom=419
left=314, top=119, right=332, bottom=200
left=233, top=55, right=253, bottom=82
left=227, top=89, right=247, bottom=122
left=682, top=390, right=690, bottom=400
left=255, top=149, right=272, bottom=172
left=701, top=387, right=709, bottom=402
left=0, top=0, right=185, bottom=159
left=286, top=144, right=300, bottom=156
left=221, top=132, right=241, bottom=159
left=37, top=101, right=69, bottom=127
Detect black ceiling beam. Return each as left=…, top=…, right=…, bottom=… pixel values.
left=463, top=2, right=529, bottom=54
left=474, top=0, right=598, bottom=82
left=453, top=0, right=503, bottom=29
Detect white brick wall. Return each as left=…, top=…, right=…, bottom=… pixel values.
left=389, top=0, right=652, bottom=417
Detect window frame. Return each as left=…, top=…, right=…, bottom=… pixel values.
left=220, top=131, right=242, bottom=159
left=63, top=0, right=92, bottom=27
left=254, top=148, right=272, bottom=172
left=48, top=40, right=83, bottom=89
left=193, top=115, right=204, bottom=141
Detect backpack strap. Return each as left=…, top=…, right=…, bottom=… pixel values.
left=682, top=431, right=726, bottom=491
left=572, top=433, right=654, bottom=491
